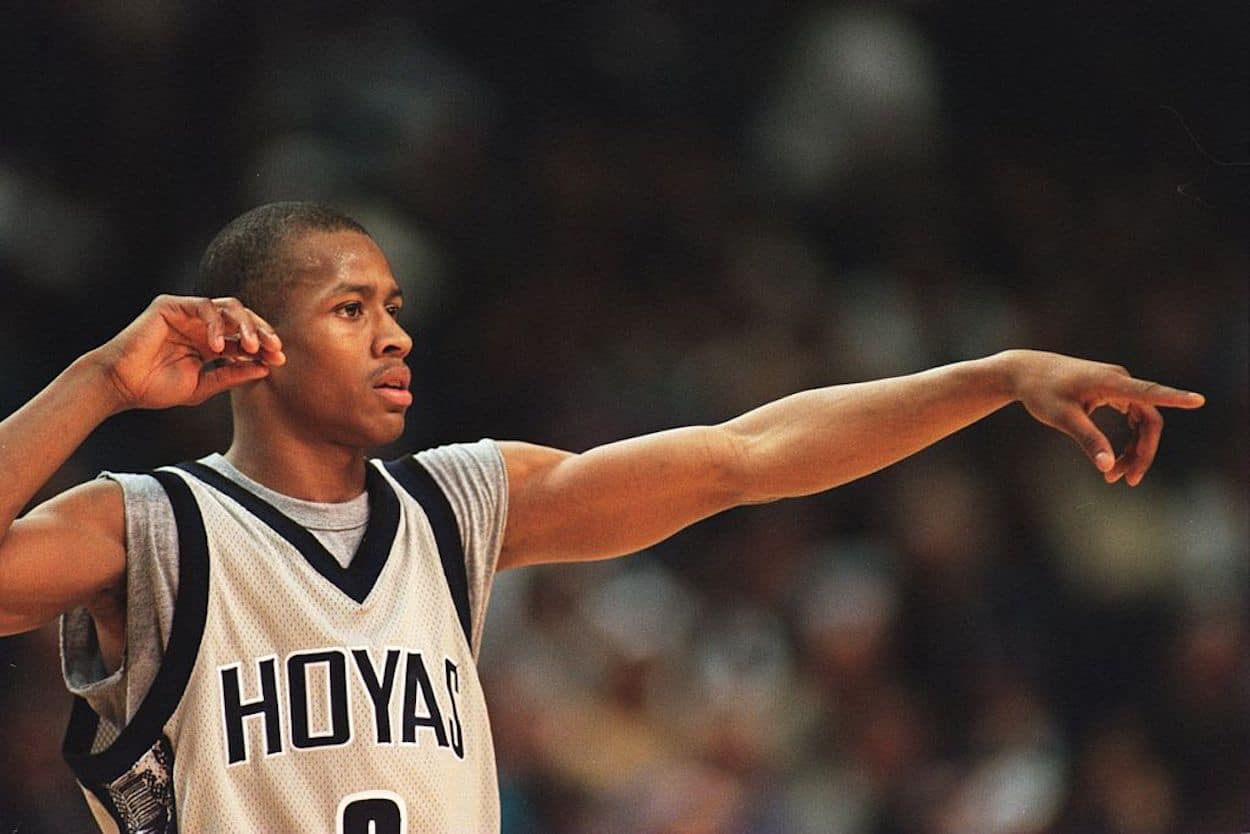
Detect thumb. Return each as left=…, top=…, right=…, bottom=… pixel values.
left=1057, top=407, right=1115, bottom=472
left=194, top=360, right=270, bottom=403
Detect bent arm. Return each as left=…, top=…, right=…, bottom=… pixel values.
left=0, top=356, right=129, bottom=634
left=499, top=350, right=1203, bottom=569
left=0, top=294, right=283, bottom=635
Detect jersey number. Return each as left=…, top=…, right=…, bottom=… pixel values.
left=337, top=790, right=407, bottom=834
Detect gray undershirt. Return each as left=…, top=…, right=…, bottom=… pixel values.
left=60, top=440, right=508, bottom=733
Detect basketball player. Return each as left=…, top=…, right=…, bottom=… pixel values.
left=0, top=203, right=1205, bottom=832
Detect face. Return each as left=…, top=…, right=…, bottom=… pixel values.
left=259, top=230, right=414, bottom=449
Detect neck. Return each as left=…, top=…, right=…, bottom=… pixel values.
left=226, top=407, right=369, bottom=503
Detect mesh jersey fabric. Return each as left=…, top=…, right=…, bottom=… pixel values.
left=58, top=441, right=508, bottom=832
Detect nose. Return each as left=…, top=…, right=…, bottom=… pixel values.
left=375, top=311, right=413, bottom=359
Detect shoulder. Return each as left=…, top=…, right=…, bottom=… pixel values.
left=491, top=441, right=573, bottom=490
left=414, top=438, right=504, bottom=472
left=410, top=440, right=508, bottom=495
left=25, top=476, right=125, bottom=535
left=398, top=440, right=509, bottom=540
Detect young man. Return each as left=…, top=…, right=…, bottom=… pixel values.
left=0, top=202, right=1205, bottom=832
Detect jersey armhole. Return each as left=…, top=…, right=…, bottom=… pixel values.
left=63, top=468, right=210, bottom=786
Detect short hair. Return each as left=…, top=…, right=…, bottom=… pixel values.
left=196, top=201, right=369, bottom=322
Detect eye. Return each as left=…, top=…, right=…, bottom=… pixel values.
left=337, top=301, right=364, bottom=317
left=385, top=304, right=402, bottom=318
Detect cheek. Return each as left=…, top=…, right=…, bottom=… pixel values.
left=272, top=347, right=359, bottom=403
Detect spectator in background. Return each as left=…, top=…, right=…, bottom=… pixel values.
left=1, top=3, right=1245, bottom=833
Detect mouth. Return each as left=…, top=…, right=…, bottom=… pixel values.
left=373, top=385, right=413, bottom=408
left=372, top=367, right=413, bottom=408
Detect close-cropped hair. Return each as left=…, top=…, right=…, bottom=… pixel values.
left=196, top=201, right=368, bottom=322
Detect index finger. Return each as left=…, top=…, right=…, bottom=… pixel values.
left=180, top=298, right=225, bottom=354
left=248, top=311, right=282, bottom=350
left=1112, top=377, right=1205, bottom=409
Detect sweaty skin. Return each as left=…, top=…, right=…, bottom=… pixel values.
left=0, top=230, right=1207, bottom=676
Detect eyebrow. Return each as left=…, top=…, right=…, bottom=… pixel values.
left=325, top=281, right=404, bottom=301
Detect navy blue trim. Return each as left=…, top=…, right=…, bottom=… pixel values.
left=84, top=775, right=125, bottom=830
left=383, top=456, right=472, bottom=646
left=63, top=469, right=210, bottom=785
left=174, top=460, right=400, bottom=605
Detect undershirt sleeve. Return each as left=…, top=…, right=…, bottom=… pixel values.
left=59, top=471, right=180, bottom=730
left=414, top=439, right=509, bottom=659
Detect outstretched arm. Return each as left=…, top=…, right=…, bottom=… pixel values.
left=0, top=295, right=285, bottom=636
left=498, top=350, right=1204, bottom=570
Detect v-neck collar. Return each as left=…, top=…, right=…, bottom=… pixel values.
left=201, top=453, right=369, bottom=532
left=175, top=460, right=400, bottom=605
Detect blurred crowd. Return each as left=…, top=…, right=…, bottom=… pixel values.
left=1, top=2, right=1246, bottom=833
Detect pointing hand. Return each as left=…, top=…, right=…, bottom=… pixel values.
left=1005, top=350, right=1205, bottom=486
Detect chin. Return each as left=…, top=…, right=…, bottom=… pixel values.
left=365, top=416, right=408, bottom=448
left=319, top=400, right=409, bottom=448
left=326, top=416, right=405, bottom=451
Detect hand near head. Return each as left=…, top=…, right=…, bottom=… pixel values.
left=1004, top=349, right=1205, bottom=486
left=92, top=295, right=287, bottom=411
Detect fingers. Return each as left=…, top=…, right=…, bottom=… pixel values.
left=220, top=332, right=286, bottom=365
left=212, top=298, right=271, bottom=355
left=214, top=297, right=258, bottom=354
left=1017, top=354, right=1200, bottom=485
left=191, top=300, right=227, bottom=354
left=1057, top=407, right=1116, bottom=473
left=1105, top=404, right=1164, bottom=487
left=211, top=298, right=284, bottom=363
left=1109, top=375, right=1205, bottom=409
left=1128, top=405, right=1164, bottom=486
left=166, top=295, right=284, bottom=364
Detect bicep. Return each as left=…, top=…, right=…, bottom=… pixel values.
left=498, top=425, right=746, bottom=570
left=0, top=479, right=127, bottom=635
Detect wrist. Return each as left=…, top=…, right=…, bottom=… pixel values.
left=72, top=348, right=134, bottom=416
left=982, top=349, right=1033, bottom=403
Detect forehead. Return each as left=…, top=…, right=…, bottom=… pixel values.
left=282, top=230, right=400, bottom=298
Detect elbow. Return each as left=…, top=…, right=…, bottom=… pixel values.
left=715, top=423, right=779, bottom=507
left=0, top=611, right=39, bottom=638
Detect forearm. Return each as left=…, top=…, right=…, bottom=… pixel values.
left=722, top=352, right=1018, bottom=503
left=0, top=350, right=125, bottom=537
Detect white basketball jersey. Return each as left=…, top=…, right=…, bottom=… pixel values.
left=63, top=456, right=500, bottom=833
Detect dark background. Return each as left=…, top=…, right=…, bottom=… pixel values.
left=1, top=2, right=1246, bottom=832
